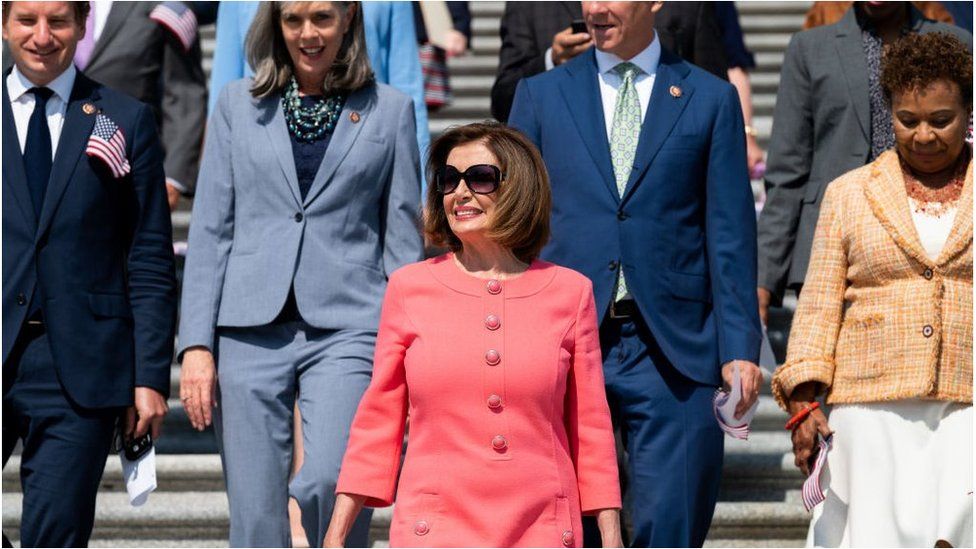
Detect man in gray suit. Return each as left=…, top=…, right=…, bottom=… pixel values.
left=75, top=1, right=207, bottom=209
left=756, top=2, right=971, bottom=322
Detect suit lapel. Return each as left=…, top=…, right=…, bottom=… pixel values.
left=863, top=151, right=931, bottom=267
left=34, top=75, right=99, bottom=241
left=559, top=51, right=618, bottom=204
left=262, top=97, right=303, bottom=207
left=834, top=10, right=870, bottom=142
left=936, top=159, right=973, bottom=265
left=621, top=51, right=693, bottom=204
left=302, top=86, right=371, bottom=207
left=86, top=2, right=135, bottom=70
left=2, top=73, right=37, bottom=229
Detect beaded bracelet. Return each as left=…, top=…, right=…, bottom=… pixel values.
left=785, top=401, right=820, bottom=431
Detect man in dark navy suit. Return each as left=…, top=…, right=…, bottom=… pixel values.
left=509, top=2, right=762, bottom=546
left=2, top=2, right=176, bottom=546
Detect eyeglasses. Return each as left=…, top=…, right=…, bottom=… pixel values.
left=436, top=164, right=504, bottom=195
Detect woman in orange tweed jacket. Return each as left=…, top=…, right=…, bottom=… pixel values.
left=772, top=33, right=972, bottom=547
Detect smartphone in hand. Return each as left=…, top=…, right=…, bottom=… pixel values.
left=571, top=19, right=588, bottom=34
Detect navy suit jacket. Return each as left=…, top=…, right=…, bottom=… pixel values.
left=2, top=70, right=177, bottom=408
left=509, top=48, right=761, bottom=385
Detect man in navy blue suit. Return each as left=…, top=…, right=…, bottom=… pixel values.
left=509, top=2, right=763, bottom=546
left=2, top=2, right=176, bottom=545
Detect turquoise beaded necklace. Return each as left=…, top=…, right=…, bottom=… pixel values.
left=282, top=77, right=345, bottom=142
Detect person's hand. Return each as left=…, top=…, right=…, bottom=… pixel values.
left=166, top=182, right=181, bottom=211
left=551, top=26, right=592, bottom=66
left=124, top=387, right=168, bottom=440
left=757, top=287, right=772, bottom=327
left=595, top=508, right=623, bottom=548
left=322, top=535, right=343, bottom=548
left=787, top=384, right=832, bottom=476
left=181, top=347, right=217, bottom=431
left=747, top=136, right=765, bottom=174
left=721, top=360, right=763, bottom=419
left=442, top=29, right=468, bottom=58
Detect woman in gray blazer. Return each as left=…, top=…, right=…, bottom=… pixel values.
left=177, top=2, right=423, bottom=546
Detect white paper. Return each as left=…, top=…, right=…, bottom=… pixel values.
left=715, top=363, right=759, bottom=428
left=759, top=326, right=777, bottom=375
left=119, top=445, right=157, bottom=506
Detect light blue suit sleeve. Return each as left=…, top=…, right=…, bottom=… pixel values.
left=179, top=85, right=237, bottom=356
left=208, top=1, right=258, bottom=115
left=363, top=2, right=429, bottom=193
left=383, top=95, right=425, bottom=276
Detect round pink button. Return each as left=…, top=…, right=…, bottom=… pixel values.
left=414, top=521, right=429, bottom=536
left=486, top=279, right=502, bottom=294
left=485, top=349, right=501, bottom=365
left=491, top=435, right=508, bottom=450
left=562, top=530, right=574, bottom=546
left=487, top=394, right=502, bottom=409
left=485, top=315, right=500, bottom=330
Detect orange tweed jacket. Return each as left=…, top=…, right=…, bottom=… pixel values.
left=773, top=151, right=973, bottom=409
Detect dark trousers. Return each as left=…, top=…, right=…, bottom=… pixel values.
left=2, top=326, right=118, bottom=548
left=589, top=315, right=724, bottom=548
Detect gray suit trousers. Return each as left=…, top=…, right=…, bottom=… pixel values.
left=215, top=322, right=374, bottom=547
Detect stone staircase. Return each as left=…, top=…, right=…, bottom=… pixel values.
left=4, top=2, right=813, bottom=547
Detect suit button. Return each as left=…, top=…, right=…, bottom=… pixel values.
left=617, top=211, right=628, bottom=221
left=294, top=212, right=304, bottom=222
left=414, top=520, right=429, bottom=536
left=486, top=279, right=502, bottom=295
left=562, top=530, right=575, bottom=546
left=16, top=293, right=26, bottom=306
left=608, top=260, right=618, bottom=271
left=491, top=435, right=508, bottom=451
left=922, top=325, right=934, bottom=338
left=487, top=394, right=502, bottom=409
left=485, top=315, right=500, bottom=330
left=485, top=349, right=501, bottom=365
left=923, top=268, right=934, bottom=280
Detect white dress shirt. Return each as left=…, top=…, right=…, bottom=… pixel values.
left=6, top=63, right=77, bottom=158
left=92, top=0, right=114, bottom=41
left=594, top=36, right=661, bottom=140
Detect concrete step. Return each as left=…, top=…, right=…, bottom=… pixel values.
left=3, top=455, right=224, bottom=493
left=737, top=1, right=813, bottom=16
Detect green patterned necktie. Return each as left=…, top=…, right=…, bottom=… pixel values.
left=609, top=62, right=642, bottom=302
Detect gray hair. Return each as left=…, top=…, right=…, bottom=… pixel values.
left=246, top=1, right=374, bottom=98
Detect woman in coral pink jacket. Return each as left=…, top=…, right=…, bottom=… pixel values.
left=325, top=123, right=622, bottom=548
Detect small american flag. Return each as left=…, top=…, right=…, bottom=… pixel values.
left=150, top=1, right=197, bottom=52
left=86, top=114, right=131, bottom=178
left=802, top=434, right=832, bottom=512
left=712, top=389, right=751, bottom=440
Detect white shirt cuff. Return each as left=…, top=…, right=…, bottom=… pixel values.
left=545, top=47, right=555, bottom=71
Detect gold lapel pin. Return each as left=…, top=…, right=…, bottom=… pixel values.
left=349, top=112, right=360, bottom=123
left=669, top=86, right=682, bottom=99
left=82, top=102, right=97, bottom=115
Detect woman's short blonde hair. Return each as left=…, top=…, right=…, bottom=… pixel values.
left=424, top=122, right=552, bottom=263
left=246, top=1, right=374, bottom=99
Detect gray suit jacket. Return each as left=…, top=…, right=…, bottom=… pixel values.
left=177, top=79, right=423, bottom=356
left=82, top=1, right=207, bottom=195
left=756, top=6, right=971, bottom=304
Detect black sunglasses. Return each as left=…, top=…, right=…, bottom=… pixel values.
left=436, top=164, right=505, bottom=195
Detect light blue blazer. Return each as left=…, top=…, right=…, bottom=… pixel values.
left=177, top=79, right=424, bottom=356
left=208, top=1, right=430, bottom=167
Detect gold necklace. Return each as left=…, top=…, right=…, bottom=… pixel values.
left=901, top=151, right=968, bottom=218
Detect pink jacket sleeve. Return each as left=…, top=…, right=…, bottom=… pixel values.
left=336, top=275, right=412, bottom=507
left=567, top=280, right=622, bottom=513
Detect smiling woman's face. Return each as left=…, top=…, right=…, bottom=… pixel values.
left=892, top=79, right=969, bottom=174
left=280, top=1, right=352, bottom=93
left=442, top=141, right=501, bottom=245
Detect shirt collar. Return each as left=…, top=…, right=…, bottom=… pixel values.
left=595, top=33, right=661, bottom=78
left=8, top=63, right=77, bottom=104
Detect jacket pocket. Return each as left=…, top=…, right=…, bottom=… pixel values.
left=666, top=270, right=712, bottom=303
left=554, top=496, right=576, bottom=547
left=835, top=314, right=884, bottom=380
left=407, top=493, right=441, bottom=543
left=88, top=293, right=133, bottom=319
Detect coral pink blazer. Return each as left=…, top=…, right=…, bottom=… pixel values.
left=337, top=254, right=621, bottom=547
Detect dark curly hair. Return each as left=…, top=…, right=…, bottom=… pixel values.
left=881, top=32, right=973, bottom=110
